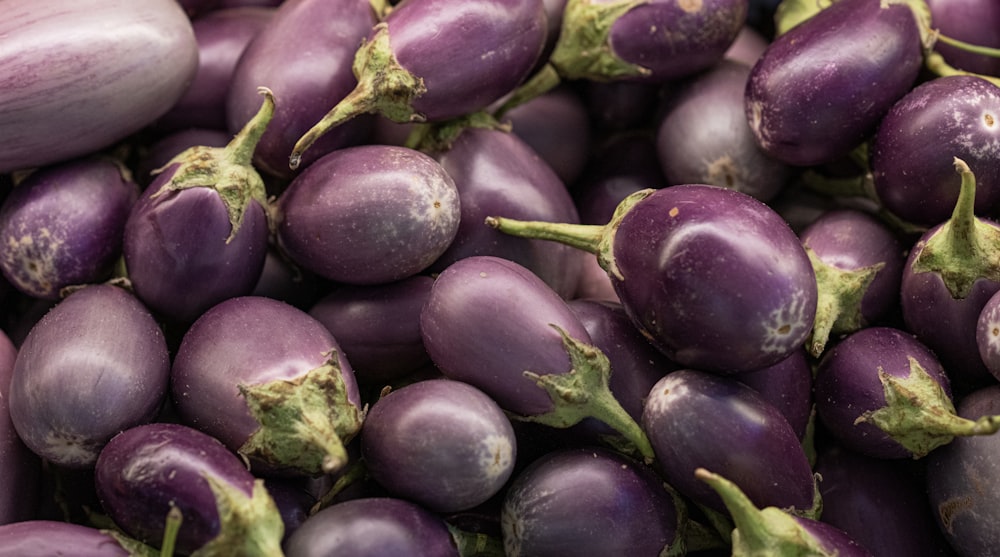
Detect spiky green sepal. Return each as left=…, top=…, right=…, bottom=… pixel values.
left=192, top=476, right=284, bottom=557
left=805, top=247, right=884, bottom=357
left=548, top=0, right=651, bottom=81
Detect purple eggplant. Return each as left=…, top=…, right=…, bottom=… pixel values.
left=172, top=295, right=363, bottom=477
left=0, top=329, right=39, bottom=525
left=0, top=520, right=141, bottom=557
left=420, top=255, right=654, bottom=461
left=814, top=326, right=1000, bottom=460
left=275, top=144, right=461, bottom=286
left=925, top=384, right=1000, bottom=557
left=123, top=89, right=274, bottom=325
left=7, top=284, right=169, bottom=469
left=0, top=0, right=198, bottom=173
left=307, top=276, right=434, bottom=385
left=799, top=208, right=905, bottom=357
left=724, top=25, right=769, bottom=67
left=226, top=0, right=375, bottom=179
left=283, top=497, right=460, bottom=557
left=501, top=447, right=683, bottom=557
left=657, top=59, right=792, bottom=202
left=927, top=0, right=1000, bottom=77
left=582, top=81, right=662, bottom=132
left=251, top=245, right=321, bottom=309
left=288, top=0, right=548, bottom=168
left=735, top=347, right=814, bottom=441
left=0, top=156, right=139, bottom=300
left=488, top=183, right=817, bottom=374
left=745, top=0, right=925, bottom=166
left=156, top=6, right=275, bottom=132
left=360, top=378, right=517, bottom=513
left=977, top=289, right=1000, bottom=378
left=871, top=75, right=1000, bottom=227
left=95, top=422, right=285, bottom=556
left=573, top=132, right=668, bottom=226
left=642, top=369, right=818, bottom=515
left=696, top=468, right=874, bottom=557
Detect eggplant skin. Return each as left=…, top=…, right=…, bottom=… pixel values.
left=0, top=0, right=198, bottom=173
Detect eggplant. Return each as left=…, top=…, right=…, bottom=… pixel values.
left=360, top=378, right=517, bottom=513
left=977, top=289, right=1000, bottom=378
left=289, top=0, right=548, bottom=168
left=171, top=295, right=363, bottom=477
left=134, top=128, right=232, bottom=188
left=745, top=0, right=926, bottom=166
left=0, top=329, right=39, bottom=525
left=275, top=144, right=461, bottom=286
left=927, top=0, right=1000, bottom=77
left=573, top=133, right=668, bottom=226
left=0, top=156, right=139, bottom=300
left=488, top=184, right=817, bottom=374
left=95, top=422, right=285, bottom=556
left=7, top=284, right=170, bottom=469
left=0, top=520, right=140, bottom=557
left=0, top=0, right=199, bottom=173
left=735, top=347, right=814, bottom=441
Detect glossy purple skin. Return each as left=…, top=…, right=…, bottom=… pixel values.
left=658, top=59, right=791, bottom=202
left=0, top=329, right=39, bottom=525
left=605, top=0, right=748, bottom=83
left=308, top=276, right=433, bottom=385
left=926, top=384, right=1000, bottom=556
left=385, top=0, right=547, bottom=121
left=0, top=156, right=139, bottom=299
left=927, top=0, right=1000, bottom=77
left=500, top=447, right=679, bottom=557
left=361, top=378, right=516, bottom=513
left=800, top=208, right=905, bottom=324
left=95, top=422, right=262, bottom=554
left=135, top=128, right=231, bottom=187
left=156, top=6, right=274, bottom=131
left=123, top=167, right=270, bottom=324
left=7, top=284, right=170, bottom=469
left=251, top=245, right=320, bottom=309
left=735, top=347, right=813, bottom=440
left=420, top=256, right=594, bottom=417
left=226, top=0, right=375, bottom=179
left=787, top=517, right=875, bottom=557
left=430, top=127, right=584, bottom=299
left=814, top=326, right=954, bottom=459
left=283, top=497, right=460, bottom=557
left=0, top=521, right=130, bottom=557
left=0, top=0, right=198, bottom=173
left=976, top=289, right=1000, bottom=380
left=171, top=296, right=361, bottom=470
left=276, top=145, right=460, bottom=285
left=872, top=76, right=1000, bottom=227
left=641, top=369, right=816, bottom=514
left=500, top=86, right=592, bottom=186
left=815, top=444, right=954, bottom=557
left=745, top=0, right=923, bottom=166
left=573, top=133, right=668, bottom=226
left=612, top=184, right=817, bottom=373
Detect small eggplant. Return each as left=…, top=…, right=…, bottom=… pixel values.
left=0, top=520, right=141, bottom=557
left=926, top=0, right=1000, bottom=77
left=735, top=347, right=814, bottom=441
left=0, top=329, right=39, bottom=525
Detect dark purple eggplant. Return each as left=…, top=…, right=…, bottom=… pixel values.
left=799, top=208, right=905, bottom=357
left=420, top=255, right=654, bottom=461
left=172, top=295, right=363, bottom=477
left=695, top=468, right=874, bottom=557
left=0, top=156, right=139, bottom=300
left=289, top=0, right=548, bottom=169
left=582, top=81, right=662, bottom=132
left=501, top=447, right=683, bottom=557
left=735, top=347, right=814, bottom=441
left=927, top=0, right=1000, bottom=77
left=123, top=89, right=274, bottom=325
left=900, top=158, right=1000, bottom=389
left=0, top=520, right=141, bottom=557
left=488, top=183, right=817, bottom=374
left=814, top=326, right=1000, bottom=460
left=283, top=497, right=460, bottom=557
left=925, top=384, right=1000, bottom=557
left=95, top=422, right=285, bottom=556
left=871, top=75, right=1000, bottom=227
left=0, top=0, right=199, bottom=174
left=156, top=6, right=274, bottom=132
left=0, top=329, right=39, bottom=525
left=7, top=284, right=169, bottom=469
left=275, top=144, right=460, bottom=286
left=745, top=0, right=925, bottom=166
left=226, top=0, right=375, bottom=179
left=642, top=369, right=818, bottom=515
left=360, top=378, right=516, bottom=513
left=657, top=59, right=792, bottom=203
left=307, top=276, right=434, bottom=385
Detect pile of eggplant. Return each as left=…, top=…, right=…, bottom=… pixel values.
left=1, top=0, right=1000, bottom=555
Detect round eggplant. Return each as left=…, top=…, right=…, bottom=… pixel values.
left=735, top=347, right=814, bottom=441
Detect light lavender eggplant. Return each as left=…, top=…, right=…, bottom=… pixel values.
left=0, top=0, right=199, bottom=173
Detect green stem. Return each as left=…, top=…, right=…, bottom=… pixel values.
left=484, top=217, right=605, bottom=254
left=226, top=87, right=275, bottom=167
left=310, top=458, right=369, bottom=515
left=448, top=525, right=507, bottom=557
left=160, top=506, right=183, bottom=557
left=936, top=32, right=1000, bottom=58
left=925, top=51, right=1000, bottom=88
left=492, top=64, right=562, bottom=120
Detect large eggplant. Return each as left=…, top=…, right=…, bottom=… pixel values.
left=0, top=0, right=199, bottom=173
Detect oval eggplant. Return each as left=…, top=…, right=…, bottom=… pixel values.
left=735, top=347, right=814, bottom=441
left=0, top=521, right=135, bottom=557
left=0, top=0, right=199, bottom=173
left=0, top=329, right=39, bottom=525
left=927, top=0, right=1000, bottom=77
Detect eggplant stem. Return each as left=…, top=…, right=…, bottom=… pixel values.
left=160, top=505, right=183, bottom=557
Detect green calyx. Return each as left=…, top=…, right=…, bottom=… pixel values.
left=238, top=351, right=364, bottom=477
left=855, top=356, right=1000, bottom=458
left=152, top=87, right=274, bottom=243
left=514, top=324, right=655, bottom=463
left=290, top=22, right=426, bottom=169
left=404, top=110, right=510, bottom=154
left=805, top=246, right=885, bottom=357
left=192, top=476, right=285, bottom=557
left=909, top=157, right=1000, bottom=300
left=548, top=0, right=651, bottom=82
